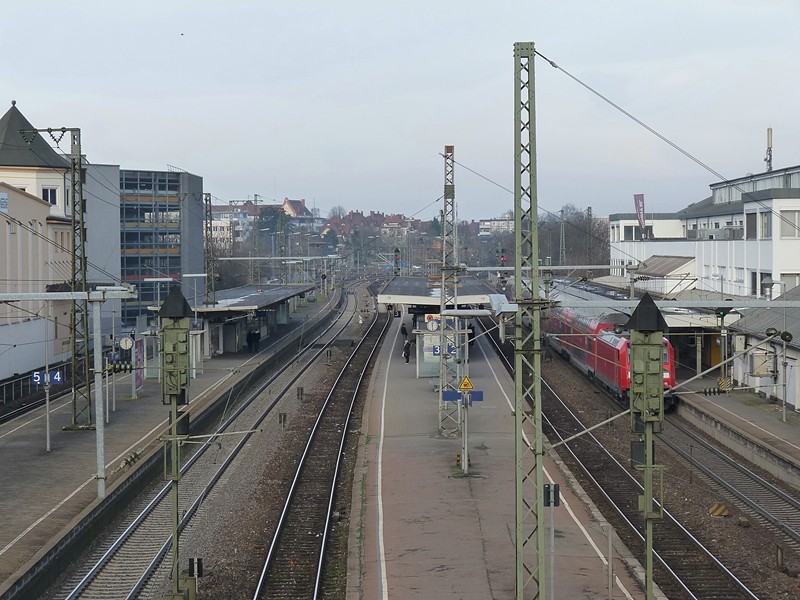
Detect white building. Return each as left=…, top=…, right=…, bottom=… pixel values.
left=478, top=218, right=513, bottom=237
left=0, top=183, right=73, bottom=379
left=0, top=102, right=123, bottom=379
left=609, top=164, right=800, bottom=299
left=608, top=164, right=800, bottom=409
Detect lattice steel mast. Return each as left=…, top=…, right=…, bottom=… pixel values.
left=438, top=145, right=460, bottom=434
left=513, top=42, right=546, bottom=599
left=21, top=127, right=92, bottom=426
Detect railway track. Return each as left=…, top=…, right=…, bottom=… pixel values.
left=662, top=418, right=800, bottom=553
left=476, top=315, right=761, bottom=600
left=251, top=295, right=387, bottom=599
left=47, top=282, right=371, bottom=600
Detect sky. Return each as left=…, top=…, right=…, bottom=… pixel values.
left=4, top=1, right=799, bottom=222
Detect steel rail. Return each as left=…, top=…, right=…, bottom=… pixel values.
left=250, top=298, right=388, bottom=599
left=61, top=283, right=362, bottom=599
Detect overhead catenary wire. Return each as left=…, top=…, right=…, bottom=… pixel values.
left=533, top=48, right=800, bottom=237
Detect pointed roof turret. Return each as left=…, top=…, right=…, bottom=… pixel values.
left=0, top=101, right=69, bottom=169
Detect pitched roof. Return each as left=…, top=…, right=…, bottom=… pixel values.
left=282, top=198, right=312, bottom=218
left=0, top=101, right=69, bottom=169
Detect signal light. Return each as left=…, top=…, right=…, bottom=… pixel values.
left=701, top=387, right=723, bottom=396
left=110, top=361, right=134, bottom=373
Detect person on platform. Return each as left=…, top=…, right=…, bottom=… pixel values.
left=253, top=328, right=260, bottom=352
left=400, top=322, right=408, bottom=341
left=403, top=339, right=411, bottom=363
left=245, top=329, right=254, bottom=353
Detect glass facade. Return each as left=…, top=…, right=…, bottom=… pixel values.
left=119, top=170, right=204, bottom=324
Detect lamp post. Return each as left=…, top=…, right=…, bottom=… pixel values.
left=626, top=263, right=640, bottom=299
left=182, top=273, right=207, bottom=326
left=143, top=277, right=173, bottom=311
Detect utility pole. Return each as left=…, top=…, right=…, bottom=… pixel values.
left=559, top=208, right=566, bottom=267
left=203, top=193, right=216, bottom=306
left=586, top=206, right=593, bottom=280
left=21, top=126, right=92, bottom=427
left=438, top=145, right=460, bottom=435
left=513, top=41, right=546, bottom=600
left=279, top=210, right=287, bottom=284
left=250, top=194, right=265, bottom=284
left=626, top=293, right=667, bottom=600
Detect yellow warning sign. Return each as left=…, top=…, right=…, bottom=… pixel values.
left=708, top=502, right=729, bottom=517
left=458, top=376, right=475, bottom=391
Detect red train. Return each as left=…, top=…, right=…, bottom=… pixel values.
left=544, top=306, right=677, bottom=409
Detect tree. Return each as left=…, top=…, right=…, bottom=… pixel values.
left=538, top=204, right=609, bottom=276
left=430, top=216, right=442, bottom=237
left=328, top=205, right=347, bottom=219
left=323, top=229, right=338, bottom=250
left=257, top=205, right=284, bottom=238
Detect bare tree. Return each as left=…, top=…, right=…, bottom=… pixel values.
left=328, top=205, right=347, bottom=219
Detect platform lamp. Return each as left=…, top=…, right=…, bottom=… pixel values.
left=143, top=277, right=173, bottom=312
left=182, top=273, right=207, bottom=326
left=625, top=262, right=646, bottom=299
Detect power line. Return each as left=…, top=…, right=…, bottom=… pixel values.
left=533, top=48, right=800, bottom=237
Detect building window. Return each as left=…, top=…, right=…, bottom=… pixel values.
left=42, top=187, right=57, bottom=205
left=782, top=274, right=800, bottom=291
left=745, top=212, right=757, bottom=239
left=735, top=268, right=744, bottom=282
left=759, top=212, right=771, bottom=239
left=623, top=225, right=651, bottom=241
left=780, top=210, right=800, bottom=238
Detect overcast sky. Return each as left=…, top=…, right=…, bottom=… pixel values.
left=4, top=1, right=799, bottom=222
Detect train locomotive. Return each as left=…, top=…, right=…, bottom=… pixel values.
left=544, top=305, right=677, bottom=410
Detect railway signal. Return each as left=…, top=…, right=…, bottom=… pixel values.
left=158, top=286, right=194, bottom=599
left=626, top=292, right=668, bottom=600
left=109, top=361, right=134, bottom=374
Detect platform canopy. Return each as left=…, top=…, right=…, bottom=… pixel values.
left=378, top=276, right=493, bottom=308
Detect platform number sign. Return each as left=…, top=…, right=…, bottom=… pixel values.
left=32, top=369, right=63, bottom=385
left=432, top=342, right=457, bottom=357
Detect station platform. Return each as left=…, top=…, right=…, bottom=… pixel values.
left=348, top=316, right=649, bottom=599
left=0, top=297, right=333, bottom=599
left=674, top=371, right=800, bottom=489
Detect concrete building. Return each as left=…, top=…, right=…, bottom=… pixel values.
left=607, top=164, right=800, bottom=410
left=0, top=102, right=121, bottom=379
left=478, top=218, right=513, bottom=237
left=0, top=183, right=72, bottom=380
left=119, top=169, right=205, bottom=325
left=609, top=164, right=800, bottom=299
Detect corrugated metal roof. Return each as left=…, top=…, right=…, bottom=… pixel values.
left=639, top=255, right=694, bottom=277
left=730, top=285, right=800, bottom=348
left=0, top=102, right=69, bottom=169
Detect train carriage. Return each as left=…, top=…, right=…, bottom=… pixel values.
left=544, top=305, right=677, bottom=409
